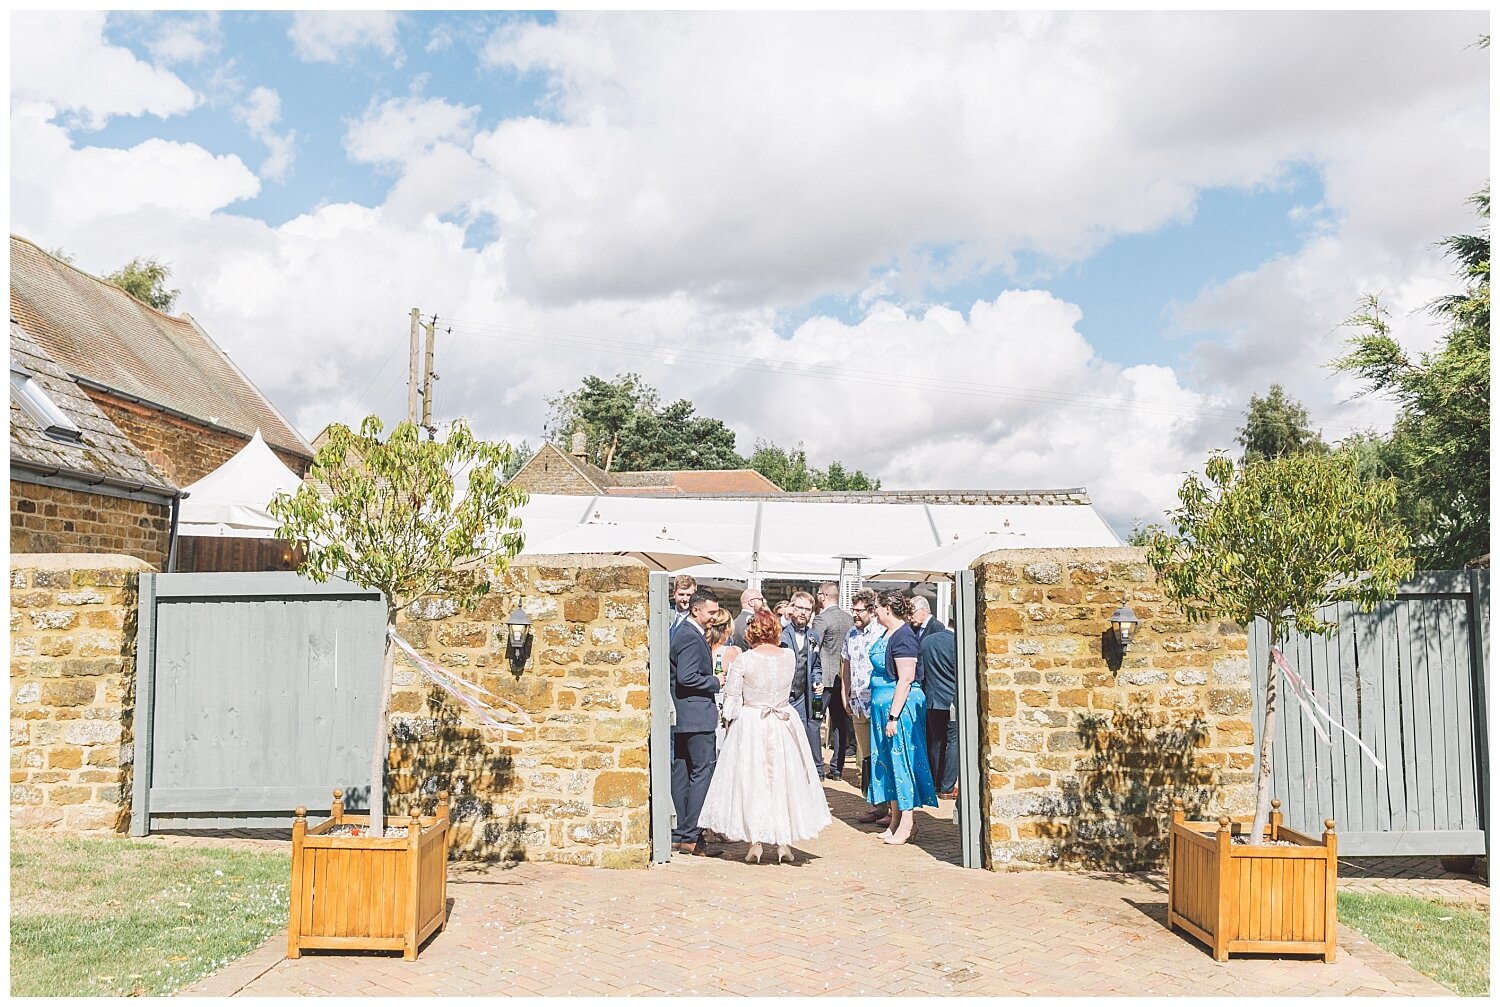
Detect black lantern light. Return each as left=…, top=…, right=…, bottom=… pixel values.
left=505, top=604, right=532, bottom=657
left=1108, top=601, right=1139, bottom=652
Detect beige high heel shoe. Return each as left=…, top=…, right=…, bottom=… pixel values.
left=746, top=842, right=762, bottom=864
left=776, top=844, right=794, bottom=863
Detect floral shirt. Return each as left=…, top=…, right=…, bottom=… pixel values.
left=841, top=620, right=887, bottom=719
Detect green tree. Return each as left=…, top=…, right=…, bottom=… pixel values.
left=1145, top=450, right=1411, bottom=844
left=1125, top=520, right=1165, bottom=546
left=1236, top=384, right=1327, bottom=463
left=105, top=257, right=181, bottom=313
left=501, top=439, right=535, bottom=482
left=612, top=399, right=743, bottom=472
left=269, top=416, right=527, bottom=835
left=748, top=439, right=814, bottom=491
left=1334, top=188, right=1490, bottom=567
left=544, top=373, right=657, bottom=471
left=812, top=459, right=882, bottom=491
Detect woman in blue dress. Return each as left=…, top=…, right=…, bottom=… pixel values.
left=866, top=591, right=938, bottom=844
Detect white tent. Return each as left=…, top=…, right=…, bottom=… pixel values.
left=178, top=430, right=304, bottom=538
left=524, top=520, right=740, bottom=573
left=514, top=492, right=1121, bottom=581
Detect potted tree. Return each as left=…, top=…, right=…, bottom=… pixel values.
left=1146, top=449, right=1410, bottom=962
left=271, top=416, right=526, bottom=959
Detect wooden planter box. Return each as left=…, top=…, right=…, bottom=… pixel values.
left=287, top=790, right=451, bottom=961
left=1167, top=799, right=1338, bottom=963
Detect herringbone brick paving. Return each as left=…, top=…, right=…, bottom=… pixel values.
left=178, top=777, right=1475, bottom=996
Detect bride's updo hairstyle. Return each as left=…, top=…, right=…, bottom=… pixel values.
left=744, top=607, right=782, bottom=647
left=879, top=591, right=914, bottom=620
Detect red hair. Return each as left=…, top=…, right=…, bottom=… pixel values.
left=744, top=608, right=782, bottom=647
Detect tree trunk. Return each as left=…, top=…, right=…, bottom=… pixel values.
left=369, top=616, right=397, bottom=837
left=1248, top=622, right=1279, bottom=846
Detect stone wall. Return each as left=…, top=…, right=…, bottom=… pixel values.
left=386, top=556, right=653, bottom=868
left=9, top=554, right=149, bottom=832
left=89, top=390, right=311, bottom=486
left=506, top=445, right=600, bottom=495
left=975, top=547, right=1255, bottom=872
left=10, top=481, right=172, bottom=568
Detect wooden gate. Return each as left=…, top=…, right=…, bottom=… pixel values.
left=130, top=572, right=386, bottom=834
left=1250, top=570, right=1489, bottom=856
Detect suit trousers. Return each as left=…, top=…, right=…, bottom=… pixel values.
left=852, top=712, right=872, bottom=797
left=789, top=694, right=825, bottom=776
left=671, top=729, right=716, bottom=845
left=925, top=708, right=960, bottom=794
left=824, top=674, right=853, bottom=778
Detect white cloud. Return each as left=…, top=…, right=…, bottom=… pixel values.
left=145, top=13, right=221, bottom=65
left=8, top=11, right=1488, bottom=534
left=234, top=87, right=297, bottom=182
left=344, top=95, right=481, bottom=167
left=289, top=12, right=401, bottom=64
left=11, top=12, right=196, bottom=129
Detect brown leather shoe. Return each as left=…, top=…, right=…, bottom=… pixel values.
left=939, top=789, right=959, bottom=800
left=673, top=840, right=722, bottom=857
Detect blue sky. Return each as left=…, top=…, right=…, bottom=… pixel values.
left=10, top=11, right=1488, bottom=529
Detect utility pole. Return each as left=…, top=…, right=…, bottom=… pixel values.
left=406, top=307, right=421, bottom=425
left=420, top=314, right=438, bottom=438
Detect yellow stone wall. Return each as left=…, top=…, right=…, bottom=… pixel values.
left=387, top=556, right=653, bottom=868
left=9, top=555, right=151, bottom=832
left=974, top=547, right=1256, bottom=871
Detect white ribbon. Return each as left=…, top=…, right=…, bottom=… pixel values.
left=388, top=630, right=533, bottom=738
left=1271, top=646, right=1385, bottom=773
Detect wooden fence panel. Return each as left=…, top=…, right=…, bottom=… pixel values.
left=1250, top=572, right=1487, bottom=856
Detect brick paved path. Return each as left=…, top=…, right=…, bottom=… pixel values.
left=182, top=779, right=1466, bottom=997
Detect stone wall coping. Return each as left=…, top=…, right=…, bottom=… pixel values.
left=976, top=545, right=1148, bottom=566
left=512, top=553, right=648, bottom=570
left=10, top=553, right=155, bottom=572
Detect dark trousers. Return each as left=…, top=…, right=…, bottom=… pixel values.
left=926, top=707, right=960, bottom=793
left=824, top=674, right=853, bottom=778
left=670, top=729, right=716, bottom=844
left=789, top=694, right=825, bottom=776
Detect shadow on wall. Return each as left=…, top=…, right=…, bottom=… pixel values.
left=388, top=685, right=521, bottom=863
left=1062, top=706, right=1219, bottom=872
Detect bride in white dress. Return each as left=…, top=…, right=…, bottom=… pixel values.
left=697, top=608, right=832, bottom=863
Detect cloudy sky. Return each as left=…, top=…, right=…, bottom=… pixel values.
left=9, top=11, right=1490, bottom=534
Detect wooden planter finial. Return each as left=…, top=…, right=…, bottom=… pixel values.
left=331, top=789, right=344, bottom=826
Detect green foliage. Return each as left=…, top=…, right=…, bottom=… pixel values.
left=1146, top=450, right=1412, bottom=842
left=1125, top=521, right=1165, bottom=547
left=1236, top=384, right=1327, bottom=463
left=105, top=257, right=181, bottom=313
left=502, top=439, right=535, bottom=482
left=269, top=416, right=527, bottom=619
left=748, top=438, right=881, bottom=491
left=1146, top=451, right=1411, bottom=636
left=1334, top=188, right=1489, bottom=568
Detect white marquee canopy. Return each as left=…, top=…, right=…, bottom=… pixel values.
left=178, top=430, right=303, bottom=539
left=515, top=492, right=1121, bottom=581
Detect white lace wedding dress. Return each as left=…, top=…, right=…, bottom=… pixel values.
left=697, top=647, right=832, bottom=844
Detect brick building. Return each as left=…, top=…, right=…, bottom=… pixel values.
left=9, top=236, right=314, bottom=488
left=10, top=321, right=180, bottom=568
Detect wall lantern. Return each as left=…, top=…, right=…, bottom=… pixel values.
left=1109, top=601, right=1140, bottom=652
left=505, top=605, right=532, bottom=657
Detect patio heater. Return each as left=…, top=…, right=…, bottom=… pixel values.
left=833, top=553, right=869, bottom=609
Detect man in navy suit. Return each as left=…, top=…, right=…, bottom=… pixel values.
left=669, top=587, right=722, bottom=856
left=910, top=596, right=959, bottom=798
left=779, top=590, right=824, bottom=777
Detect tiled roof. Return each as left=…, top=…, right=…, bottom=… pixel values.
left=607, top=469, right=783, bottom=495
left=9, top=236, right=312, bottom=460
left=10, top=320, right=177, bottom=496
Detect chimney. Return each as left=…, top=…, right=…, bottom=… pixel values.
left=570, top=432, right=588, bottom=458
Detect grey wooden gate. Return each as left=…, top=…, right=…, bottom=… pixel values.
left=648, top=572, right=674, bottom=862
left=130, top=572, right=386, bottom=834
left=1250, top=570, right=1489, bottom=856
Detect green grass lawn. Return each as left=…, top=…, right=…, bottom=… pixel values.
left=10, top=831, right=291, bottom=997
left=1338, top=890, right=1490, bottom=997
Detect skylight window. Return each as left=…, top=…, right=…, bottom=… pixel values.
left=11, top=367, right=82, bottom=442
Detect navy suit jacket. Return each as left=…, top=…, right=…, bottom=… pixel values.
left=669, top=622, right=721, bottom=733
left=919, top=623, right=959, bottom=710
left=779, top=624, right=822, bottom=707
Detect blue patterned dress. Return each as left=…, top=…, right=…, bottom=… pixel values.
left=866, top=627, right=938, bottom=811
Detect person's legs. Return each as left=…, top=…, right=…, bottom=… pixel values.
left=925, top=708, right=949, bottom=791
left=826, top=675, right=850, bottom=778
left=942, top=716, right=960, bottom=794
left=790, top=694, right=825, bottom=777
left=670, top=730, right=690, bottom=844
left=682, top=730, right=717, bottom=847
